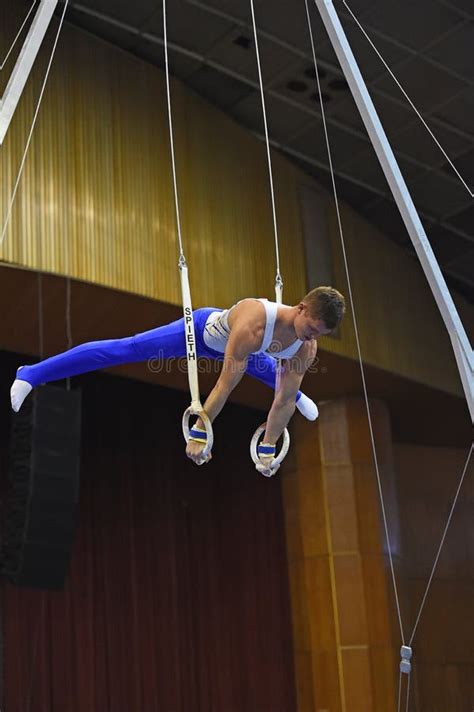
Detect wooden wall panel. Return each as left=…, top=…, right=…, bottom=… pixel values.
left=393, top=443, right=474, bottom=711
left=1, top=0, right=473, bottom=399
left=282, top=399, right=399, bottom=712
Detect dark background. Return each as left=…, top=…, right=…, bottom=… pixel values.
left=0, top=357, right=297, bottom=712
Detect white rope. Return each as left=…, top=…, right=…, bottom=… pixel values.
left=405, top=672, right=411, bottom=712
left=37, top=272, right=44, bottom=359
left=249, top=0, right=283, bottom=295
left=65, top=276, right=72, bottom=390
left=307, top=6, right=473, bottom=710
left=397, top=668, right=412, bottom=712
left=0, top=0, right=37, bottom=70
left=397, top=672, right=402, bottom=712
left=162, top=0, right=185, bottom=261
left=63, top=147, right=73, bottom=388
left=249, top=0, right=285, bottom=410
left=341, top=0, right=473, bottom=198
left=0, top=0, right=69, bottom=249
left=305, top=0, right=406, bottom=642
left=408, top=443, right=472, bottom=645
left=162, top=0, right=210, bottom=444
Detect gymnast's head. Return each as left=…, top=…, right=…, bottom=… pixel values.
left=294, top=286, right=346, bottom=341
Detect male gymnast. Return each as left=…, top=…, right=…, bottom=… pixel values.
left=10, top=286, right=346, bottom=471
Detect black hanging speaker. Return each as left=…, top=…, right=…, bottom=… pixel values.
left=1, top=386, right=81, bottom=589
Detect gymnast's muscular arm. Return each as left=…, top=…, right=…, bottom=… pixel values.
left=263, top=340, right=317, bottom=446
left=186, top=301, right=264, bottom=463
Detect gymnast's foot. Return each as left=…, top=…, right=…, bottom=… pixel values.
left=296, top=393, right=319, bottom=421
left=11, top=370, right=33, bottom=413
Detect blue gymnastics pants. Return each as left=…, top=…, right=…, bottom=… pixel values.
left=16, top=307, right=303, bottom=402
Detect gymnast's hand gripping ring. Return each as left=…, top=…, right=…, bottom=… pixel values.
left=182, top=406, right=214, bottom=465
left=250, top=423, right=290, bottom=477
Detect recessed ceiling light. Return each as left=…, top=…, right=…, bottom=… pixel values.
left=287, top=79, right=308, bottom=92
left=233, top=35, right=252, bottom=49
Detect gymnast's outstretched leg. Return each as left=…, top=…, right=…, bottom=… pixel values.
left=11, top=307, right=319, bottom=421
left=10, top=315, right=190, bottom=412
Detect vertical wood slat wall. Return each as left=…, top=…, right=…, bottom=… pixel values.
left=0, top=2, right=307, bottom=308
left=1, top=0, right=472, bottom=398
left=283, top=399, right=399, bottom=712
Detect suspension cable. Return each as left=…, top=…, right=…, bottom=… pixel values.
left=249, top=0, right=283, bottom=300
left=341, top=0, right=473, bottom=198
left=305, top=0, right=406, bottom=643
left=37, top=273, right=44, bottom=359
left=162, top=0, right=185, bottom=262
left=307, top=5, right=473, bottom=711
left=65, top=276, right=72, bottom=389
left=0, top=0, right=38, bottom=71
left=408, top=443, right=472, bottom=645
left=162, top=0, right=213, bottom=454
left=1, top=0, right=69, bottom=249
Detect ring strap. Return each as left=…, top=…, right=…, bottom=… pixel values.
left=189, top=425, right=207, bottom=443
left=258, top=442, right=276, bottom=456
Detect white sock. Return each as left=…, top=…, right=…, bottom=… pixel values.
left=11, top=378, right=33, bottom=413
left=296, top=393, right=319, bottom=421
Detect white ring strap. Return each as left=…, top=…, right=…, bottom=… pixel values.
left=162, top=0, right=214, bottom=452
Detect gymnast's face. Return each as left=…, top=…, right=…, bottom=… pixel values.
left=294, top=303, right=332, bottom=342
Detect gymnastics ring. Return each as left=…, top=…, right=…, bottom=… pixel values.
left=250, top=423, right=290, bottom=477
left=182, top=406, right=214, bottom=465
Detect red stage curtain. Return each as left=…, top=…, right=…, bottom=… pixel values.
left=1, top=366, right=297, bottom=712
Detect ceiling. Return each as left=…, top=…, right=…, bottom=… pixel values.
left=46, top=0, right=474, bottom=302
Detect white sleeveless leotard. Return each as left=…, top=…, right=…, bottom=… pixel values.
left=203, top=298, right=303, bottom=358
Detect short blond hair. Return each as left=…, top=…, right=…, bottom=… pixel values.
left=303, top=286, right=346, bottom=330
